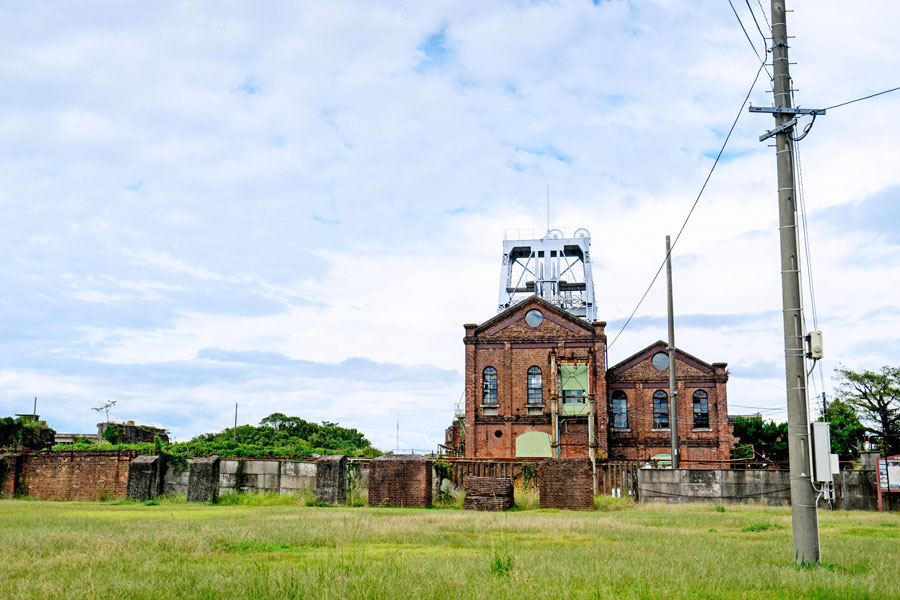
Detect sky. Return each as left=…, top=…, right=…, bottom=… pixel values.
left=1, top=1, right=898, bottom=452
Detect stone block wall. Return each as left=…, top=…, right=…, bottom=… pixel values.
left=538, top=458, right=594, bottom=510
left=187, top=456, right=220, bottom=503
left=368, top=455, right=432, bottom=507
left=22, top=451, right=134, bottom=500
left=126, top=455, right=161, bottom=501
left=315, top=455, right=347, bottom=505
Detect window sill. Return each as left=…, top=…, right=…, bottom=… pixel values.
left=651, top=428, right=671, bottom=432
left=481, top=405, right=498, bottom=416
left=692, top=427, right=713, bottom=432
left=611, top=428, right=631, bottom=432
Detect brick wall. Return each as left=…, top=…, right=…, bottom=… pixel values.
left=368, top=455, right=432, bottom=507
left=23, top=451, right=134, bottom=500
left=538, top=458, right=594, bottom=510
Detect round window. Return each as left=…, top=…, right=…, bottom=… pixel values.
left=525, top=309, right=543, bottom=327
left=651, top=351, right=670, bottom=370
left=494, top=430, right=503, bottom=438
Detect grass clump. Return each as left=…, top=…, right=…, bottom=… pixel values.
left=215, top=491, right=315, bottom=507
left=513, top=488, right=539, bottom=511
left=489, top=553, right=514, bottom=577
left=594, top=495, right=635, bottom=512
left=742, top=521, right=778, bottom=532
left=715, top=504, right=726, bottom=513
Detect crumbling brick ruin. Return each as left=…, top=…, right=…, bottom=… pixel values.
left=539, top=458, right=594, bottom=510
left=368, top=454, right=432, bottom=507
left=1, top=454, right=22, bottom=496
left=463, top=476, right=514, bottom=511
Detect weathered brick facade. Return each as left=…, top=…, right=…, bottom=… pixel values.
left=607, top=341, right=733, bottom=466
left=464, top=296, right=608, bottom=459
left=538, top=458, right=594, bottom=510
left=368, top=454, right=432, bottom=507
left=460, top=296, right=732, bottom=464
left=22, top=450, right=134, bottom=500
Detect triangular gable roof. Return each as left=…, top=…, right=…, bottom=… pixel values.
left=607, top=340, right=714, bottom=376
left=474, top=295, right=595, bottom=336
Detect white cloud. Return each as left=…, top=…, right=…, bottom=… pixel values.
left=1, top=0, right=899, bottom=448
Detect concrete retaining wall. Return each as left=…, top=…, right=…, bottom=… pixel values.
left=639, top=468, right=879, bottom=509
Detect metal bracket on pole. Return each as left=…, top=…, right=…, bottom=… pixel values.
left=749, top=105, right=826, bottom=115
left=758, top=117, right=798, bottom=142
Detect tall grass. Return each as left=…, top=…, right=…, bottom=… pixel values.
left=0, top=499, right=897, bottom=599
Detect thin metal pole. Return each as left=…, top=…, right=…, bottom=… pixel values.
left=33, top=397, right=37, bottom=421
left=234, top=403, right=238, bottom=440
left=666, top=235, right=679, bottom=469
left=771, top=0, right=820, bottom=565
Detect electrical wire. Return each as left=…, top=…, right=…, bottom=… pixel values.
left=755, top=0, right=771, bottom=32
left=727, top=0, right=772, bottom=81
left=607, top=61, right=767, bottom=351
left=822, top=85, right=900, bottom=111
left=793, top=137, right=828, bottom=412
left=744, top=0, right=768, bottom=47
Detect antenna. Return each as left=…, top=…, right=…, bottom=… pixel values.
left=546, top=184, right=550, bottom=234
left=395, top=414, right=400, bottom=453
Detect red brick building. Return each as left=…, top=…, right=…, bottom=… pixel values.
left=455, top=295, right=733, bottom=464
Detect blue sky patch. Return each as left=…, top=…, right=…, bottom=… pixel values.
left=416, top=24, right=453, bottom=71
left=514, top=145, right=573, bottom=164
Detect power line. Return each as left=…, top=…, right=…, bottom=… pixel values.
left=607, top=61, right=767, bottom=350
left=755, top=0, right=771, bottom=32
left=727, top=0, right=771, bottom=81
left=744, top=0, right=768, bottom=46
left=822, top=85, right=900, bottom=111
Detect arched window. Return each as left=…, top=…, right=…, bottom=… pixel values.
left=653, top=390, right=669, bottom=428
left=611, top=390, right=628, bottom=428
left=693, top=390, right=709, bottom=428
left=482, top=367, right=498, bottom=405
left=527, top=367, right=542, bottom=405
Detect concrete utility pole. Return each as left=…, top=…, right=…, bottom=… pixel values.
left=770, top=0, right=820, bottom=564
left=665, top=235, right=679, bottom=469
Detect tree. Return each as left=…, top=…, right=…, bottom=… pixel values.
left=834, top=366, right=900, bottom=456
left=821, top=399, right=866, bottom=461
left=731, top=416, right=788, bottom=463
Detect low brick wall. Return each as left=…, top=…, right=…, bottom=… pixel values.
left=368, top=455, right=432, bottom=507
left=22, top=451, right=134, bottom=500
left=538, top=458, right=594, bottom=510
left=463, top=476, right=514, bottom=511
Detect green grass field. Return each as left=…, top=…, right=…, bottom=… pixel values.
left=1, top=496, right=898, bottom=599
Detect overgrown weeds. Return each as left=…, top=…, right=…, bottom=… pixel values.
left=489, top=552, right=514, bottom=577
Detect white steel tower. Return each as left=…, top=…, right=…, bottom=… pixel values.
left=497, top=228, right=596, bottom=321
